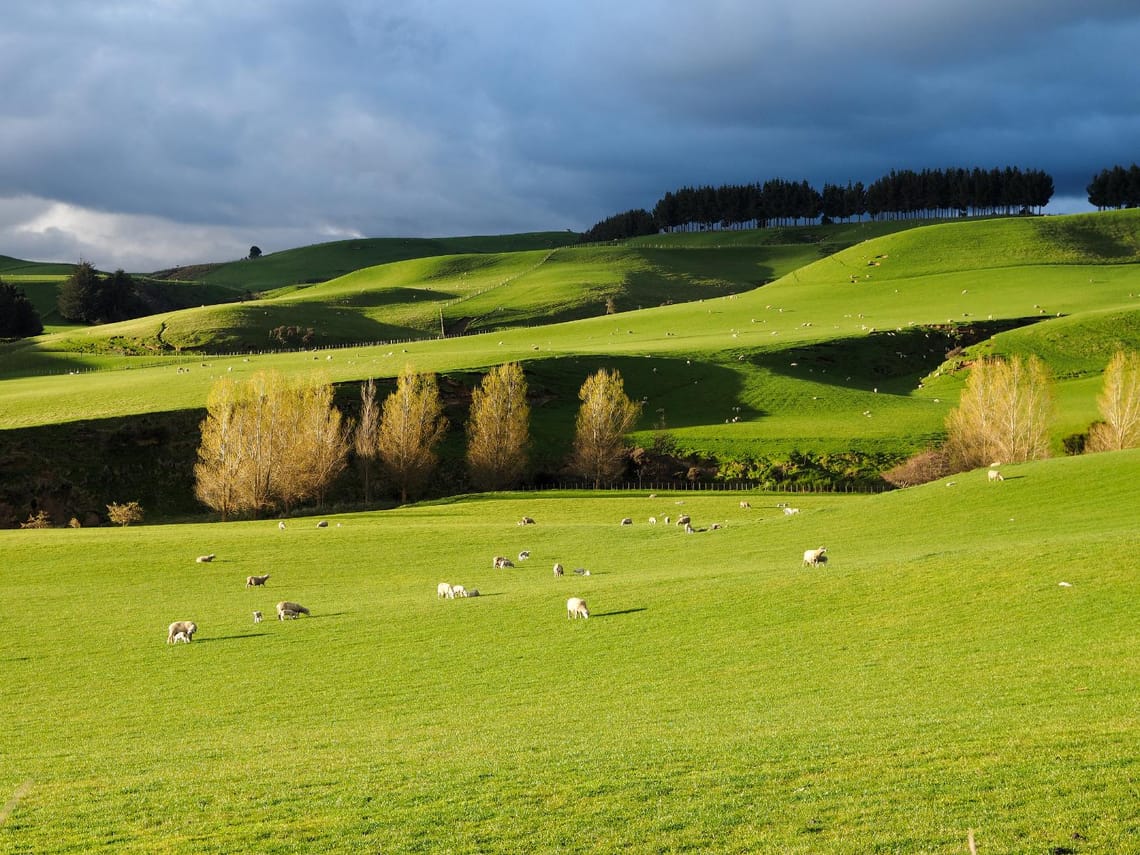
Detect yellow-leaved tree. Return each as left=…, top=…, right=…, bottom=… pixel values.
left=466, top=362, right=530, bottom=491
left=570, top=368, right=642, bottom=488
left=375, top=365, right=448, bottom=503
left=944, top=355, right=1053, bottom=471
left=1087, top=349, right=1140, bottom=452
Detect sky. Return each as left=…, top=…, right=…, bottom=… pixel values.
left=2, top=0, right=1138, bottom=271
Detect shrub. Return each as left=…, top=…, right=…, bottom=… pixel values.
left=20, top=510, right=52, bottom=529
left=883, top=449, right=952, bottom=488
left=107, top=501, right=144, bottom=526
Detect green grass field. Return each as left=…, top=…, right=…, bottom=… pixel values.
left=2, top=450, right=1137, bottom=853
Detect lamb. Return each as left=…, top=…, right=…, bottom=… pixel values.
left=451, top=585, right=467, bottom=598
left=195, top=554, right=215, bottom=563
left=573, top=568, right=590, bottom=576
left=648, top=516, right=657, bottom=525
left=437, top=582, right=454, bottom=599
left=783, top=507, right=800, bottom=515
left=553, top=563, right=564, bottom=577
left=316, top=520, right=329, bottom=528
left=246, top=574, right=270, bottom=588
left=518, top=516, right=535, bottom=526
left=987, top=469, right=1004, bottom=482
left=566, top=597, right=590, bottom=619
left=276, top=601, right=310, bottom=619
left=278, top=521, right=286, bottom=530
left=739, top=500, right=751, bottom=509
left=802, top=547, right=828, bottom=567
left=663, top=516, right=670, bottom=525
left=684, top=523, right=695, bottom=534
left=494, top=556, right=514, bottom=569
left=620, top=518, right=633, bottom=526
left=518, top=550, right=531, bottom=561
left=167, top=620, right=197, bottom=644
left=253, top=611, right=263, bottom=624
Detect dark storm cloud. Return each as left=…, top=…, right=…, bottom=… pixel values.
left=1, top=0, right=1137, bottom=268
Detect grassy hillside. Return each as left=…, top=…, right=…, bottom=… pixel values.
left=190, top=232, right=583, bottom=292
left=1, top=450, right=1137, bottom=852
left=2, top=211, right=1139, bottom=522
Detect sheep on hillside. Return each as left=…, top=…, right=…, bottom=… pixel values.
left=278, top=521, right=286, bottom=530
left=783, top=507, right=800, bottom=516
left=317, top=520, right=329, bottom=528
left=518, top=550, right=531, bottom=561
left=739, top=500, right=751, bottom=509
left=518, top=516, right=536, bottom=526
left=246, top=574, right=270, bottom=588
left=451, top=585, right=467, bottom=598
left=676, top=514, right=691, bottom=526
left=253, top=611, right=263, bottom=624
left=553, top=563, right=564, bottom=577
left=620, top=518, right=633, bottom=526
left=494, top=556, right=514, bottom=569
left=276, top=601, right=310, bottom=619
left=167, top=620, right=197, bottom=644
left=987, top=469, right=1004, bottom=482
left=437, top=582, right=454, bottom=599
left=802, top=547, right=828, bottom=567
left=566, top=597, right=590, bottom=619
left=195, top=554, right=215, bottom=563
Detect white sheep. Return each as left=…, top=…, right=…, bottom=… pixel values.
left=195, top=553, right=215, bottom=563
left=437, top=582, right=454, bottom=599
left=739, top=500, right=751, bottom=509
left=783, top=507, right=800, bottom=516
left=518, top=550, right=531, bottom=561
left=553, top=563, right=564, bottom=577
left=317, top=520, right=329, bottom=528
left=620, top=518, right=633, bottom=526
left=276, top=601, right=310, bottom=619
left=648, top=516, right=657, bottom=524
left=253, top=611, right=263, bottom=624
left=684, top=523, right=695, bottom=534
left=494, top=556, right=514, bottom=569
left=518, top=516, right=535, bottom=526
left=802, top=547, right=828, bottom=567
left=573, top=568, right=590, bottom=576
left=278, top=521, right=286, bottom=530
left=246, top=574, right=270, bottom=588
left=566, top=597, right=590, bottom=619
left=987, top=469, right=1004, bottom=482
left=663, top=515, right=670, bottom=525
left=451, top=585, right=467, bottom=598
left=167, top=620, right=197, bottom=644
left=278, top=609, right=300, bottom=620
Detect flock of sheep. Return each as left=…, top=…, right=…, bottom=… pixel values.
left=170, top=497, right=840, bottom=644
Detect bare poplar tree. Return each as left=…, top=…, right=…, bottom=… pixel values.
left=1088, top=349, right=1140, bottom=452
left=354, top=378, right=380, bottom=502
left=282, top=375, right=351, bottom=509
left=467, top=362, right=530, bottom=491
left=375, top=365, right=448, bottom=503
left=944, top=355, right=1053, bottom=471
left=570, top=368, right=642, bottom=487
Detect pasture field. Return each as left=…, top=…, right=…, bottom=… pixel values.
left=1, top=450, right=1137, bottom=853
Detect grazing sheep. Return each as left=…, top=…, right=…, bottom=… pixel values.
left=573, top=568, right=590, bottom=576
left=566, top=597, right=590, bottom=619
left=684, top=523, right=695, bottom=534
left=663, top=516, right=670, bottom=525
left=739, top=500, right=751, bottom=509
left=620, top=518, right=633, bottom=526
left=316, top=520, right=329, bottom=528
left=278, top=521, right=286, bottom=530
left=451, top=585, right=467, bottom=598
left=709, top=523, right=722, bottom=531
left=783, top=507, right=800, bottom=516
left=167, top=620, right=197, bottom=644
left=195, top=554, right=215, bottom=563
left=553, top=563, right=564, bottom=577
left=987, top=469, right=1004, bottom=482
left=246, top=574, right=270, bottom=588
left=278, top=609, right=300, bottom=620
left=676, top=514, right=691, bottom=526
left=648, top=516, right=657, bottom=525
left=518, top=550, right=531, bottom=561
left=802, top=547, right=828, bottom=567
left=494, top=556, right=514, bottom=569
left=253, top=611, right=263, bottom=624
left=518, top=516, right=535, bottom=526
left=437, top=582, right=454, bottom=599
left=276, top=601, right=310, bottom=619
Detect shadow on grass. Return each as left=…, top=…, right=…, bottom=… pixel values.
left=592, top=607, right=647, bottom=618
left=196, top=633, right=268, bottom=643
left=306, top=611, right=350, bottom=619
